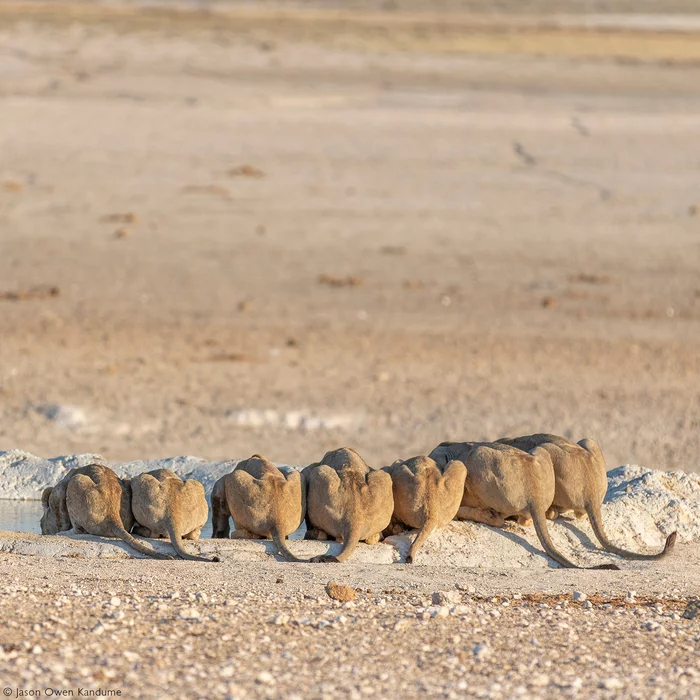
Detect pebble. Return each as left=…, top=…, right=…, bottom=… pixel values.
left=272, top=614, right=290, bottom=626
left=432, top=590, right=461, bottom=606
left=572, top=591, right=587, bottom=602
left=530, top=673, right=549, bottom=687
left=681, top=600, right=700, bottom=620
left=626, top=591, right=637, bottom=603
left=257, top=671, right=275, bottom=685
left=325, top=582, right=356, bottom=603
left=600, top=678, right=624, bottom=690
left=178, top=607, right=201, bottom=621
left=109, top=597, right=121, bottom=607
left=473, top=642, right=491, bottom=660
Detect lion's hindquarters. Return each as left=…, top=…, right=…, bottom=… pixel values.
left=179, top=480, right=208, bottom=536
left=365, top=469, right=394, bottom=537
left=577, top=438, right=609, bottom=506
left=439, top=460, right=468, bottom=525
left=277, top=471, right=305, bottom=536
left=307, top=465, right=343, bottom=536
left=226, top=469, right=273, bottom=535
left=390, top=464, right=424, bottom=529
left=66, top=474, right=112, bottom=535
left=131, top=473, right=166, bottom=531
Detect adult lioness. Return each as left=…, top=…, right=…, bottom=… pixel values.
left=497, top=433, right=676, bottom=560
left=383, top=456, right=466, bottom=563
left=211, top=455, right=306, bottom=562
left=40, top=464, right=172, bottom=560
left=131, top=469, right=217, bottom=562
left=429, top=442, right=619, bottom=570
left=304, top=447, right=393, bottom=563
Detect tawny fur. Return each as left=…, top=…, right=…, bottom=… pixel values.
left=210, top=455, right=306, bottom=562
left=40, top=464, right=172, bottom=560
left=429, top=442, right=619, bottom=570
left=304, top=447, right=393, bottom=563
left=497, top=433, right=676, bottom=560
left=383, top=456, right=466, bottom=563
left=130, top=469, right=217, bottom=562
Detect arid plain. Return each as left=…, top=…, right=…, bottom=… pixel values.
left=0, top=1, right=699, bottom=697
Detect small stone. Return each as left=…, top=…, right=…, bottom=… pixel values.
left=271, top=614, right=289, bottom=626
left=644, top=620, right=659, bottom=631
left=196, top=592, right=208, bottom=604
left=432, top=606, right=450, bottom=618
left=31, top=645, right=42, bottom=655
left=276, top=578, right=284, bottom=584
left=682, top=600, right=700, bottom=620
left=109, top=596, right=121, bottom=607
left=572, top=591, right=587, bottom=602
left=473, top=642, right=490, bottom=660
left=626, top=591, right=637, bottom=603
left=325, top=582, right=356, bottom=603
left=530, top=674, right=549, bottom=687
left=600, top=678, right=624, bottom=690
left=456, top=584, right=476, bottom=594
left=432, top=590, right=461, bottom=606
left=169, top=591, right=180, bottom=600
left=91, top=622, right=105, bottom=636
left=582, top=600, right=592, bottom=609
left=178, top=607, right=201, bottom=621
left=257, top=671, right=275, bottom=685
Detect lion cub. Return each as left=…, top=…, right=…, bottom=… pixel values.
left=304, top=447, right=393, bottom=563
left=40, top=464, right=171, bottom=560
left=211, top=455, right=306, bottom=562
left=131, top=469, right=217, bottom=562
left=429, top=442, right=619, bottom=570
left=498, top=433, right=676, bottom=560
left=383, top=456, right=467, bottom=563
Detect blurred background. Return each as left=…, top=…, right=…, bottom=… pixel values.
left=0, top=0, right=699, bottom=471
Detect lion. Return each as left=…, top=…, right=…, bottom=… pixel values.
left=40, top=464, right=172, bottom=560
left=304, top=447, right=393, bottom=563
left=211, top=455, right=306, bottom=562
left=429, top=441, right=619, bottom=569
left=130, top=469, right=218, bottom=562
left=382, top=456, right=467, bottom=563
left=497, top=433, right=676, bottom=560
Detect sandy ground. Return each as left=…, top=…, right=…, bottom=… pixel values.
left=1, top=2, right=700, bottom=696
left=1, top=1, right=700, bottom=472
left=0, top=542, right=699, bottom=699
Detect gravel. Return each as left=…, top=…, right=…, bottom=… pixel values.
left=0, top=554, right=698, bottom=698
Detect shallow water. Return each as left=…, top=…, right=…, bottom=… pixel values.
left=0, top=500, right=305, bottom=541
left=0, top=500, right=43, bottom=534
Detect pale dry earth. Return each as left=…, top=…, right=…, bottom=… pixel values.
left=1, top=3, right=700, bottom=697
left=1, top=1, right=700, bottom=471
left=0, top=551, right=699, bottom=699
